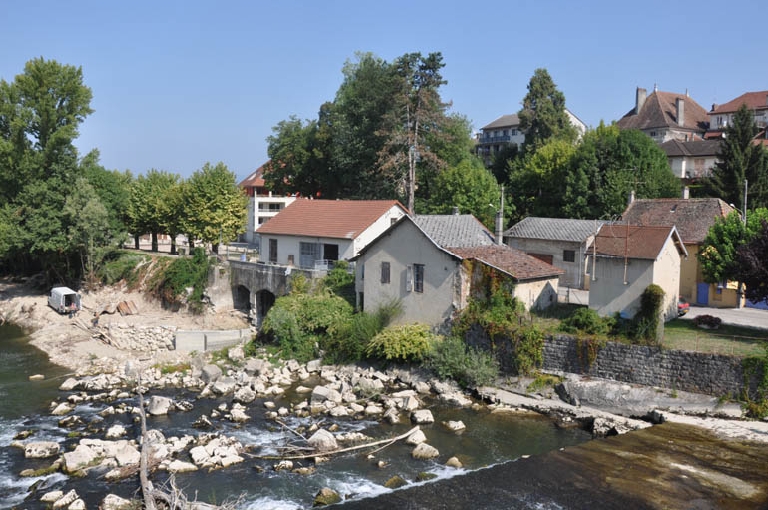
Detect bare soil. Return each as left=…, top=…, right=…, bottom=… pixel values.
left=0, top=276, right=249, bottom=373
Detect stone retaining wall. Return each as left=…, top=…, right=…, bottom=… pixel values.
left=466, top=326, right=762, bottom=398
left=174, top=328, right=252, bottom=352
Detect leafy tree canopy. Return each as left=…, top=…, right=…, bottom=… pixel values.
left=699, top=208, right=768, bottom=284
left=736, top=219, right=768, bottom=303
left=706, top=104, right=768, bottom=211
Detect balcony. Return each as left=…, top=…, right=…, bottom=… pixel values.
left=479, top=135, right=512, bottom=144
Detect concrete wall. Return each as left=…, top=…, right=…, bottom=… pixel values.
left=174, top=328, right=252, bottom=352
left=589, top=257, right=654, bottom=318
left=654, top=237, right=682, bottom=320
left=515, top=278, right=560, bottom=311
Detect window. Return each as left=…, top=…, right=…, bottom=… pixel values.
left=268, top=239, right=277, bottom=263
left=300, top=242, right=320, bottom=268
left=381, top=261, right=390, bottom=284
left=563, top=250, right=575, bottom=263
left=413, top=264, right=424, bottom=293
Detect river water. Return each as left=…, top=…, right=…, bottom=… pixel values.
left=0, top=324, right=594, bottom=509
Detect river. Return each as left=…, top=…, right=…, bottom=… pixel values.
left=0, top=324, right=593, bottom=509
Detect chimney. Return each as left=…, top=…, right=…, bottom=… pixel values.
left=683, top=186, right=690, bottom=199
left=628, top=190, right=635, bottom=205
left=676, top=97, right=685, bottom=127
left=495, top=211, right=504, bottom=246
left=712, top=103, right=718, bottom=112
left=635, top=87, right=647, bottom=114
left=452, top=206, right=459, bottom=215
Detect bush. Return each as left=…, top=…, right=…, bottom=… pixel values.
left=98, top=251, right=146, bottom=286
left=147, top=247, right=211, bottom=313
left=426, top=335, right=499, bottom=388
left=322, top=261, right=355, bottom=307
left=261, top=291, right=354, bottom=362
left=514, top=326, right=544, bottom=376
left=366, top=323, right=438, bottom=363
left=693, top=314, right=722, bottom=329
left=324, top=300, right=402, bottom=363
left=634, top=284, right=665, bottom=344
left=559, top=307, right=614, bottom=336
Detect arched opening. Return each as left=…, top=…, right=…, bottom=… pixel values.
left=254, top=289, right=276, bottom=327
left=232, top=285, right=251, bottom=313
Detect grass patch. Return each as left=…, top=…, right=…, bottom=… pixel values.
left=154, top=361, right=191, bottom=375
left=526, top=373, right=563, bottom=393
left=662, top=319, right=767, bottom=357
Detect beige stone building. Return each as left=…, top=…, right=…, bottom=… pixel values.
left=588, top=224, right=687, bottom=321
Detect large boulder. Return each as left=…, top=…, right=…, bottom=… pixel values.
left=147, top=396, right=173, bottom=416
left=201, top=364, right=223, bottom=383
left=410, top=409, right=434, bottom=424
left=102, top=494, right=134, bottom=510
left=313, top=487, right=341, bottom=507
left=212, top=377, right=236, bottom=395
left=166, top=460, right=198, bottom=472
left=307, top=429, right=338, bottom=453
left=243, top=358, right=267, bottom=375
left=412, top=443, right=440, bottom=460
left=24, top=441, right=60, bottom=459
left=406, top=429, right=427, bottom=445
left=63, top=444, right=97, bottom=473
left=234, top=386, right=257, bottom=404
left=310, top=385, right=342, bottom=406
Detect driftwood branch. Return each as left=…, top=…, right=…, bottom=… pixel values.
left=254, top=425, right=420, bottom=460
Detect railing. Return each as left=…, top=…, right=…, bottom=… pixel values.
left=479, top=135, right=512, bottom=143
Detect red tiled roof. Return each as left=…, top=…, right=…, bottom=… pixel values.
left=617, top=90, right=709, bottom=133
left=239, top=162, right=267, bottom=188
left=711, top=91, right=768, bottom=114
left=255, top=199, right=407, bottom=239
left=594, top=224, right=685, bottom=260
left=449, top=245, right=564, bottom=281
left=621, top=198, right=735, bottom=244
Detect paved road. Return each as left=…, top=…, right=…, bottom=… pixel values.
left=560, top=287, right=768, bottom=331
left=681, top=304, right=768, bottom=331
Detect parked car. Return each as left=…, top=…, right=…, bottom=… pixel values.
left=677, top=297, right=690, bottom=316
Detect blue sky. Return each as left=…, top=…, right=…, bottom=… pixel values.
left=1, top=1, right=765, bottom=182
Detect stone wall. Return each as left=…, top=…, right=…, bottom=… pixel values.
left=466, top=326, right=761, bottom=398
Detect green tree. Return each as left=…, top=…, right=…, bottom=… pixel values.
left=507, top=138, right=576, bottom=220
left=128, top=169, right=180, bottom=251
left=329, top=53, right=399, bottom=199
left=563, top=124, right=680, bottom=219
left=264, top=116, right=325, bottom=197
left=699, top=208, right=768, bottom=284
left=706, top=104, right=768, bottom=211
left=79, top=149, right=132, bottom=244
left=517, top=68, right=577, bottom=152
left=377, top=52, right=449, bottom=212
left=424, top=158, right=501, bottom=228
left=0, top=57, right=93, bottom=202
left=736, top=219, right=768, bottom=303
left=184, top=162, right=248, bottom=253
left=63, top=177, right=110, bottom=281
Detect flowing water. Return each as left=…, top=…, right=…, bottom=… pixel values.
left=0, top=324, right=592, bottom=509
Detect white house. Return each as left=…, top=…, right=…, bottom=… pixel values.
left=588, top=224, right=687, bottom=321
left=709, top=91, right=768, bottom=131
left=239, top=162, right=296, bottom=244
left=659, top=139, right=720, bottom=181
left=255, top=199, right=407, bottom=269
left=354, top=214, right=563, bottom=328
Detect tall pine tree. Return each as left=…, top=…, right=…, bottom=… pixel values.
left=517, top=68, right=578, bottom=152
left=707, top=104, right=768, bottom=211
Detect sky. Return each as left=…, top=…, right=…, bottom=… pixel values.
left=1, top=0, right=766, bottom=183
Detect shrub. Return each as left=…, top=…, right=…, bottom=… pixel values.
left=513, top=326, right=544, bottom=376
left=324, top=300, right=402, bottom=363
left=322, top=261, right=355, bottom=306
left=261, top=291, right=354, bottom=362
left=559, top=307, right=613, bottom=336
left=147, top=247, right=211, bottom=313
left=526, top=373, right=563, bottom=393
left=426, top=335, right=499, bottom=388
left=633, top=284, right=665, bottom=344
left=366, top=323, right=438, bottom=363
left=692, top=314, right=722, bottom=329
left=98, top=251, right=146, bottom=286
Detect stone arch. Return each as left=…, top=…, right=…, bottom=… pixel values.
left=254, top=289, right=276, bottom=327
left=232, top=284, right=251, bottom=313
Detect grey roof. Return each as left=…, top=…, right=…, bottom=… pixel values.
left=481, top=114, right=520, bottom=131
left=660, top=139, right=721, bottom=158
left=412, top=214, right=496, bottom=248
left=504, top=217, right=606, bottom=243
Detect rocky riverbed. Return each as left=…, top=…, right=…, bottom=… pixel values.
left=2, top=277, right=768, bottom=509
